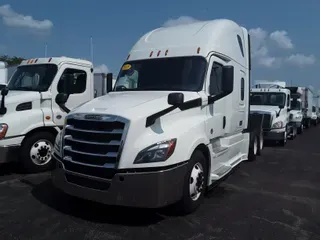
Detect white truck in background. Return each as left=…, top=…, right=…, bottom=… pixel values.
left=311, top=95, right=319, bottom=125
left=52, top=19, right=264, bottom=214
left=301, top=87, right=314, bottom=128
left=0, top=56, right=115, bottom=173
left=286, top=87, right=304, bottom=134
left=0, top=61, right=8, bottom=90
left=250, top=81, right=294, bottom=145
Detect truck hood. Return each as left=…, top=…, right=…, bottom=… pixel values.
left=250, top=105, right=280, bottom=115
left=72, top=91, right=201, bottom=120
left=0, top=91, right=40, bottom=116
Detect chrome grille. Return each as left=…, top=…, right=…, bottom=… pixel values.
left=62, top=113, right=128, bottom=179
left=262, top=114, right=272, bottom=129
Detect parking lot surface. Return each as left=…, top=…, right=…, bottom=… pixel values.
left=1, top=127, right=320, bottom=240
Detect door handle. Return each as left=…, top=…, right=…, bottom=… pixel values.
left=223, top=116, right=226, bottom=129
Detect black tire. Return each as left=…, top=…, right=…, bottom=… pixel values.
left=279, top=129, right=287, bottom=146
left=297, top=125, right=303, bottom=134
left=248, top=135, right=258, bottom=161
left=257, top=132, right=263, bottom=156
left=176, top=150, right=208, bottom=215
left=20, top=131, right=56, bottom=173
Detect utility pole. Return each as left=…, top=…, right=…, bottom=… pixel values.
left=90, top=36, right=94, bottom=64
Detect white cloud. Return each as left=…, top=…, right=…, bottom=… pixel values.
left=94, top=64, right=109, bottom=73
left=162, top=16, right=199, bottom=27
left=285, top=54, right=316, bottom=67
left=0, top=4, right=53, bottom=31
left=270, top=30, right=293, bottom=49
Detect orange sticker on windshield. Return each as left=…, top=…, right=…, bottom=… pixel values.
left=122, top=64, right=131, bottom=71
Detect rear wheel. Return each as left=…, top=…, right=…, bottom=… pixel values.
left=20, top=132, right=56, bottom=173
left=176, top=150, right=208, bottom=215
left=279, top=129, right=287, bottom=146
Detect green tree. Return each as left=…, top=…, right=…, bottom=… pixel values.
left=0, top=55, right=25, bottom=66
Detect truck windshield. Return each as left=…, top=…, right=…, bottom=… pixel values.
left=114, top=56, right=207, bottom=92
left=7, top=64, right=58, bottom=92
left=291, top=100, right=301, bottom=110
left=250, top=92, right=286, bottom=108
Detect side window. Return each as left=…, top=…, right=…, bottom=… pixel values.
left=209, top=63, right=222, bottom=95
left=241, top=78, right=245, bottom=101
left=237, top=35, right=244, bottom=57
left=57, top=68, right=87, bottom=94
left=287, top=94, right=290, bottom=107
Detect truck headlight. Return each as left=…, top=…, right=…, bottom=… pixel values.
left=0, top=123, right=8, bottom=140
left=272, top=121, right=283, bottom=129
left=134, top=139, right=177, bottom=164
left=54, top=131, right=62, bottom=155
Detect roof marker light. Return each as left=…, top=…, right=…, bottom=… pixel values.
left=149, top=51, right=153, bottom=57
left=157, top=50, right=161, bottom=57
left=165, top=49, right=168, bottom=56
left=48, top=57, right=52, bottom=62
left=34, top=59, right=38, bottom=63
left=197, top=47, right=201, bottom=54
left=127, top=54, right=130, bottom=60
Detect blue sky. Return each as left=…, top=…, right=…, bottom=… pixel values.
left=0, top=0, right=320, bottom=93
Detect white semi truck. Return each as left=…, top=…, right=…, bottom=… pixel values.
left=301, top=87, right=314, bottom=128
left=286, top=87, right=304, bottom=134
left=250, top=81, right=294, bottom=145
left=0, top=61, right=8, bottom=90
left=52, top=19, right=264, bottom=214
left=311, top=95, right=319, bottom=125
left=0, top=57, right=114, bottom=173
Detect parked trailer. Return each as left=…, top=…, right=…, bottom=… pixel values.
left=0, top=57, right=113, bottom=173
left=52, top=19, right=264, bottom=214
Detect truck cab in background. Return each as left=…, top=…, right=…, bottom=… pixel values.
left=0, top=57, right=113, bottom=173
left=250, top=81, right=293, bottom=146
left=287, top=87, right=304, bottom=134
left=52, top=19, right=264, bottom=214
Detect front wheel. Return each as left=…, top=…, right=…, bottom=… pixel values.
left=176, top=150, right=208, bottom=215
left=279, top=129, right=287, bottom=146
left=20, top=132, right=56, bottom=173
left=297, top=124, right=303, bottom=134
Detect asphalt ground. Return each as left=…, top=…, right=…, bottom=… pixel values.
left=1, top=126, right=320, bottom=240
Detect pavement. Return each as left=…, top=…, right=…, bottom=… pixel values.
left=1, top=127, right=320, bottom=240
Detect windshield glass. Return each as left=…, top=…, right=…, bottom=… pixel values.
left=7, top=64, right=58, bottom=92
left=114, top=56, right=207, bottom=92
left=291, top=100, right=301, bottom=110
left=250, top=92, right=286, bottom=107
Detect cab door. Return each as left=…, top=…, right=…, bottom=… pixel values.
left=51, top=64, right=91, bottom=127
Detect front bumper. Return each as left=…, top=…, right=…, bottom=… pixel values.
left=52, top=154, right=188, bottom=208
left=288, top=121, right=301, bottom=128
left=0, top=144, right=20, bottom=163
left=263, top=128, right=286, bottom=141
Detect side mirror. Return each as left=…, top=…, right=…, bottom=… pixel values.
left=168, top=92, right=184, bottom=107
left=221, top=66, right=234, bottom=94
left=1, top=87, right=9, bottom=96
left=55, top=93, right=70, bottom=113
left=106, top=73, right=113, bottom=93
